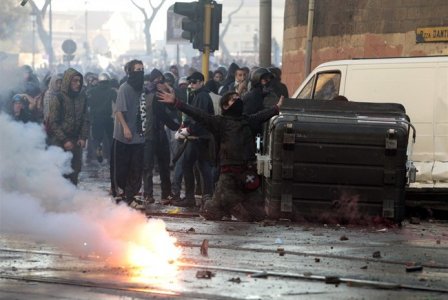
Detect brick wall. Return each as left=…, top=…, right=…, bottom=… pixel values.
left=282, top=0, right=448, bottom=95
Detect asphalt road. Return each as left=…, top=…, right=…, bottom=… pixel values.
left=1, top=163, right=447, bottom=299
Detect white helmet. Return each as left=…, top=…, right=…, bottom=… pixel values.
left=98, top=72, right=111, bottom=81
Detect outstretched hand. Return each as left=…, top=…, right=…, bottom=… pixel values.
left=277, top=95, right=285, bottom=108
left=157, top=88, right=176, bottom=104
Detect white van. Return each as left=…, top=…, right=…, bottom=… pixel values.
left=291, top=56, right=448, bottom=189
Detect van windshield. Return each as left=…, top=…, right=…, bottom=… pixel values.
left=297, top=75, right=314, bottom=99
left=313, top=72, right=341, bottom=100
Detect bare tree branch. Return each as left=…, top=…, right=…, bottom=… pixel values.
left=219, top=0, right=244, bottom=61
left=221, top=0, right=244, bottom=38
left=29, top=0, right=54, bottom=65
left=130, top=0, right=166, bottom=56
left=41, top=0, right=50, bottom=19
left=148, top=0, right=154, bottom=10
left=131, top=0, right=148, bottom=20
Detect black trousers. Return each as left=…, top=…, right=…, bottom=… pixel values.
left=143, top=130, right=172, bottom=199
left=110, top=139, right=144, bottom=200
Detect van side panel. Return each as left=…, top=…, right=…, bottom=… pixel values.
left=344, top=63, right=436, bottom=164
left=292, top=58, right=448, bottom=188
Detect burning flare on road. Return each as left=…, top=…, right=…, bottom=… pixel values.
left=125, top=219, right=181, bottom=284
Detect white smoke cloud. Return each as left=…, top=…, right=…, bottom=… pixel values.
left=0, top=113, right=158, bottom=264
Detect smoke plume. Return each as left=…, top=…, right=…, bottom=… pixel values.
left=0, top=113, right=162, bottom=264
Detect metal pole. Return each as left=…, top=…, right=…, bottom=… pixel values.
left=305, top=0, right=315, bottom=76
left=176, top=44, right=180, bottom=67
left=201, top=1, right=212, bottom=81
left=32, top=14, right=36, bottom=70
left=259, top=0, right=272, bottom=67
left=85, top=0, right=89, bottom=64
left=49, top=0, right=53, bottom=69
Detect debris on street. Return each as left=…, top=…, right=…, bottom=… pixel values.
left=372, top=251, right=382, bottom=258
left=200, top=239, right=209, bottom=257
left=196, top=270, right=215, bottom=279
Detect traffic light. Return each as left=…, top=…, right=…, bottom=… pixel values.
left=174, top=1, right=205, bottom=51
left=210, top=2, right=222, bottom=52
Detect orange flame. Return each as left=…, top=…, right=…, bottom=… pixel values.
left=125, top=219, right=181, bottom=286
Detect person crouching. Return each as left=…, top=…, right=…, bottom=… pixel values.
left=157, top=89, right=284, bottom=221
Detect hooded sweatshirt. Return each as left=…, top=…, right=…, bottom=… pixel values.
left=43, top=73, right=63, bottom=120
left=48, top=68, right=90, bottom=146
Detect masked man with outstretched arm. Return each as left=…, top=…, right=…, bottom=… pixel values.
left=157, top=88, right=284, bottom=221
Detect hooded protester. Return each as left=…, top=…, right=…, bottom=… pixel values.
left=242, top=67, right=277, bottom=136
left=157, top=89, right=284, bottom=221
left=142, top=69, right=179, bottom=206
left=110, top=59, right=146, bottom=208
left=218, top=62, right=239, bottom=95
left=43, top=73, right=63, bottom=121
left=47, top=68, right=90, bottom=186
left=87, top=72, right=117, bottom=163
left=8, top=94, right=39, bottom=123
left=268, top=67, right=289, bottom=98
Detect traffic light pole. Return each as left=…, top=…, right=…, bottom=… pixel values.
left=202, top=1, right=212, bottom=81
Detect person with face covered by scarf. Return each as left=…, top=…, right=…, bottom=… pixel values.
left=48, top=68, right=90, bottom=185
left=242, top=67, right=278, bottom=137
left=157, top=88, right=284, bottom=221
left=110, top=59, right=146, bottom=208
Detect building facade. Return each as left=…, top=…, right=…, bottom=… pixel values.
left=282, top=0, right=448, bottom=94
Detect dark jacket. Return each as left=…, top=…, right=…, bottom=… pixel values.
left=174, top=100, right=279, bottom=166
left=219, top=62, right=239, bottom=95
left=271, top=78, right=289, bottom=98
left=183, top=85, right=214, bottom=137
left=144, top=84, right=179, bottom=140
left=87, top=80, right=116, bottom=121
left=48, top=68, right=90, bottom=146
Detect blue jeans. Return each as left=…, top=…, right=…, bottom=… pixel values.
left=182, top=140, right=213, bottom=200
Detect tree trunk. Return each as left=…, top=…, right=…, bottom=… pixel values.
left=144, top=20, right=152, bottom=57
left=30, top=0, right=54, bottom=68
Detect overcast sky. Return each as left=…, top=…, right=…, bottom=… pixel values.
left=34, top=0, right=285, bottom=41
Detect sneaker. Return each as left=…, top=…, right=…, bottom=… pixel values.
left=144, top=195, right=155, bottom=204
left=172, top=197, right=196, bottom=208
left=127, top=197, right=145, bottom=210
left=129, top=200, right=145, bottom=210
left=96, top=145, right=103, bottom=163
left=160, top=194, right=178, bottom=205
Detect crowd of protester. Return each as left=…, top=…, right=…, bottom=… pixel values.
left=0, top=60, right=288, bottom=221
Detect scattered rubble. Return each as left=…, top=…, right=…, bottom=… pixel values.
left=372, top=251, right=382, bottom=258
left=200, top=239, right=209, bottom=257
left=196, top=270, right=215, bottom=279
left=406, top=263, right=423, bottom=272
left=277, top=247, right=285, bottom=256
left=228, top=277, right=241, bottom=283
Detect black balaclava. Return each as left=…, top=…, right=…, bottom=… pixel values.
left=222, top=98, right=243, bottom=117
left=261, top=79, right=272, bottom=96
left=127, top=70, right=144, bottom=91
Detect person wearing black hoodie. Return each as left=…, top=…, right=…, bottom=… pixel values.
left=218, top=62, right=239, bottom=95
left=157, top=89, right=284, bottom=221
left=142, top=69, right=179, bottom=205
left=87, top=72, right=116, bottom=163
